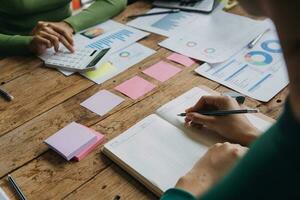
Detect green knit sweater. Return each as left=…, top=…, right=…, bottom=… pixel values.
left=161, top=101, right=300, bottom=199
left=0, top=0, right=127, bottom=56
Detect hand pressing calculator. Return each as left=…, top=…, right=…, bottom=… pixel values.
left=44, top=48, right=110, bottom=72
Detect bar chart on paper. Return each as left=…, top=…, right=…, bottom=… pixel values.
left=127, top=8, right=198, bottom=36
left=151, top=12, right=194, bottom=31
left=195, top=30, right=289, bottom=102
left=86, top=27, right=149, bottom=51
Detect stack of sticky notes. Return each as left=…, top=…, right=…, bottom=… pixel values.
left=44, top=122, right=104, bottom=161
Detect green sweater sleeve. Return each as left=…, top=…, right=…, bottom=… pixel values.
left=64, top=0, right=127, bottom=33
left=0, top=34, right=33, bottom=56
left=162, top=188, right=197, bottom=200
left=161, top=101, right=300, bottom=200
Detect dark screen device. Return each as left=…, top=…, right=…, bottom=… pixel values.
left=153, top=0, right=218, bottom=13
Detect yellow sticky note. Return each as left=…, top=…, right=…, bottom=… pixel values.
left=85, top=62, right=117, bottom=79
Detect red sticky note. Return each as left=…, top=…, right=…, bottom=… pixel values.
left=115, top=76, right=156, bottom=100
left=167, top=53, right=195, bottom=67
left=73, top=130, right=105, bottom=161
left=143, top=61, right=182, bottom=82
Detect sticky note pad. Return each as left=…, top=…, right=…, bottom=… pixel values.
left=167, top=53, right=195, bottom=67
left=143, top=61, right=182, bottom=82
left=73, top=130, right=105, bottom=161
left=81, top=90, right=124, bottom=116
left=85, top=62, right=117, bottom=79
left=44, top=122, right=97, bottom=161
left=115, top=76, right=156, bottom=100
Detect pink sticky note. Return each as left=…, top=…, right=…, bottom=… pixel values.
left=73, top=130, right=105, bottom=161
left=167, top=53, right=195, bottom=67
left=81, top=90, right=124, bottom=116
left=115, top=76, right=156, bottom=100
left=143, top=61, right=182, bottom=82
left=44, top=122, right=97, bottom=161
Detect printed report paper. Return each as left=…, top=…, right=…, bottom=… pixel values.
left=195, top=29, right=289, bottom=102
left=159, top=11, right=270, bottom=63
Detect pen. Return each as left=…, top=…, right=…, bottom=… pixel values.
left=128, top=9, right=180, bottom=19
left=177, top=109, right=259, bottom=117
left=7, top=174, right=27, bottom=200
left=0, top=87, right=14, bottom=101
left=247, top=28, right=271, bottom=49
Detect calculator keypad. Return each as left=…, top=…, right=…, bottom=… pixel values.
left=45, top=47, right=96, bottom=70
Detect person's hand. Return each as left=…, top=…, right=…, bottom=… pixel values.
left=176, top=142, right=248, bottom=197
left=185, top=96, right=260, bottom=146
left=29, top=21, right=75, bottom=55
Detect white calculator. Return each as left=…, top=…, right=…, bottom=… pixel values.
left=44, top=48, right=110, bottom=72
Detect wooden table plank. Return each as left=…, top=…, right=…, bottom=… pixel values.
left=0, top=1, right=289, bottom=199
left=0, top=57, right=42, bottom=84
left=0, top=58, right=218, bottom=200
left=0, top=47, right=185, bottom=178
left=63, top=165, right=156, bottom=200
left=0, top=48, right=169, bottom=178
left=0, top=68, right=94, bottom=136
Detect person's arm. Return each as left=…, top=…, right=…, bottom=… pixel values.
left=161, top=188, right=197, bottom=200
left=161, top=101, right=300, bottom=200
left=0, top=34, right=33, bottom=56
left=64, top=0, right=127, bottom=33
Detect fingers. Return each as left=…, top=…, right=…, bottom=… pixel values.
left=185, top=96, right=208, bottom=113
left=35, top=36, right=52, bottom=48
left=186, top=95, right=240, bottom=114
left=185, top=112, right=215, bottom=126
left=45, top=27, right=74, bottom=52
left=30, top=36, right=52, bottom=55
left=48, top=23, right=73, bottom=45
left=211, top=142, right=248, bottom=158
left=33, top=21, right=74, bottom=52
left=40, top=31, right=60, bottom=52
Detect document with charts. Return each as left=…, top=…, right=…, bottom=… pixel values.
left=103, top=86, right=274, bottom=196
left=159, top=10, right=270, bottom=63
left=39, top=20, right=150, bottom=76
left=195, top=30, right=289, bottom=102
left=81, top=43, right=156, bottom=84
left=127, top=8, right=201, bottom=37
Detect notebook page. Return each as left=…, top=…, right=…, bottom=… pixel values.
left=156, top=87, right=273, bottom=146
left=103, top=114, right=208, bottom=193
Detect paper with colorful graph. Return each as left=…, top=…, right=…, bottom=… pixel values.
left=195, top=29, right=289, bottom=102
left=81, top=43, right=156, bottom=84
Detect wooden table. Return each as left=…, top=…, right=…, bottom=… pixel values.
left=0, top=1, right=288, bottom=199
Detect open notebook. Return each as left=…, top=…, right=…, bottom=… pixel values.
left=102, top=86, right=274, bottom=196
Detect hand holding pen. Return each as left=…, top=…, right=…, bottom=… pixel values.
left=183, top=95, right=260, bottom=146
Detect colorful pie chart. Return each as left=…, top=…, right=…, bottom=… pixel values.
left=261, top=40, right=282, bottom=53
left=204, top=48, right=216, bottom=54
left=186, top=41, right=197, bottom=47
left=119, top=51, right=130, bottom=58
left=245, top=51, right=273, bottom=66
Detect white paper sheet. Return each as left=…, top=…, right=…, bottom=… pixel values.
left=156, top=87, right=272, bottom=132
left=104, top=114, right=208, bottom=193
left=39, top=20, right=149, bottom=76
left=81, top=43, right=156, bottom=84
left=159, top=11, right=270, bottom=63
left=195, top=30, right=289, bottom=102
left=127, top=8, right=201, bottom=37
